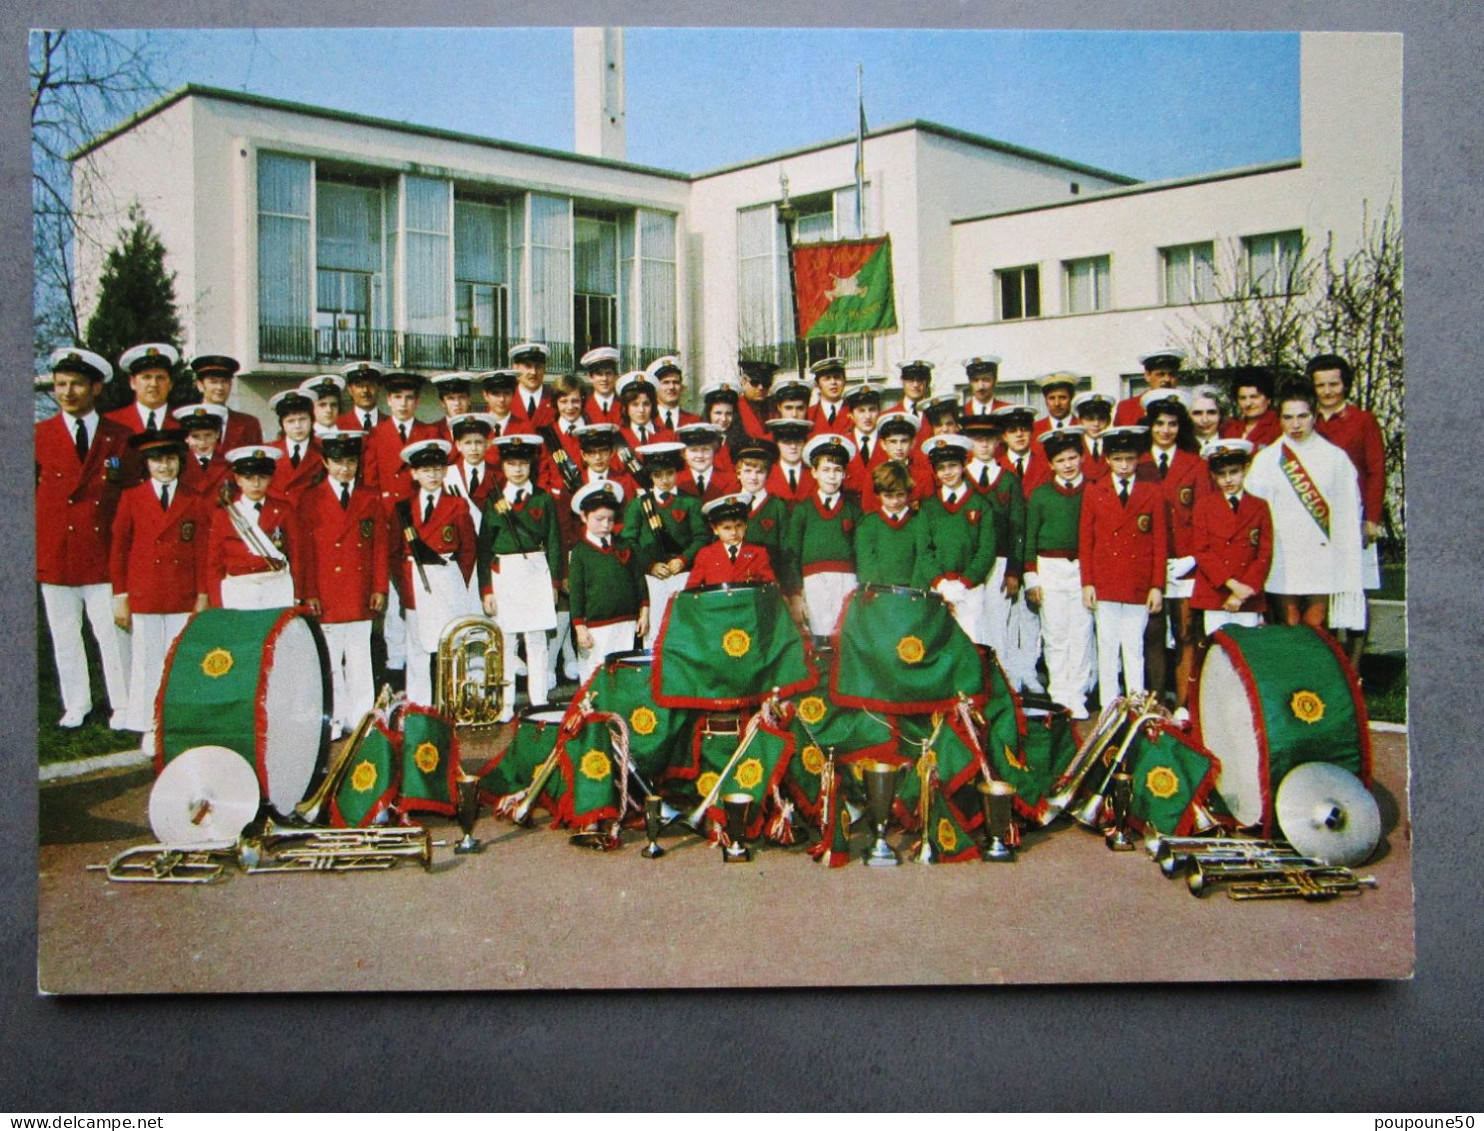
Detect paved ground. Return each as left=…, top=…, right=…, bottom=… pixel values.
left=36, top=726, right=1413, bottom=994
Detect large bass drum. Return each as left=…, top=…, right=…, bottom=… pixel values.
left=154, top=607, right=330, bottom=816
left=1194, top=624, right=1371, bottom=835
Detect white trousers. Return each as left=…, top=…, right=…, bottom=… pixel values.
left=643, top=572, right=689, bottom=649
left=219, top=568, right=294, bottom=610
left=383, top=582, right=407, bottom=670
left=576, top=620, right=637, bottom=686
left=942, top=583, right=986, bottom=646
left=503, top=629, right=551, bottom=710
left=1003, top=590, right=1045, bottom=694
left=978, top=558, right=1010, bottom=653
left=548, top=612, right=575, bottom=680
left=1094, top=600, right=1149, bottom=710
left=1036, top=557, right=1093, bottom=718
left=41, top=583, right=130, bottom=721
left=404, top=608, right=434, bottom=706
left=126, top=611, right=189, bottom=733
left=1203, top=609, right=1262, bottom=634
left=322, top=619, right=375, bottom=730
left=803, top=571, right=857, bottom=638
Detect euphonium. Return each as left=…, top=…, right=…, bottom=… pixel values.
left=436, top=615, right=505, bottom=726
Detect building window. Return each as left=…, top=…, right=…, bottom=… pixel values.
left=996, top=265, right=1041, bottom=321
left=454, top=197, right=510, bottom=368
left=635, top=209, right=678, bottom=359
left=574, top=212, right=619, bottom=361
left=315, top=179, right=384, bottom=362
left=1243, top=229, right=1304, bottom=296
left=1161, top=241, right=1216, bottom=305
left=257, top=152, right=313, bottom=362
left=1063, top=256, right=1110, bottom=314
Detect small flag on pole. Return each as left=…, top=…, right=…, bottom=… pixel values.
left=854, top=63, right=867, bottom=235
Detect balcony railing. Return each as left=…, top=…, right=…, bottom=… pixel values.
left=260, top=324, right=676, bottom=376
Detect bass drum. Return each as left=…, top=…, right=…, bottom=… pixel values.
left=1194, top=624, right=1371, bottom=835
left=154, top=607, right=330, bottom=816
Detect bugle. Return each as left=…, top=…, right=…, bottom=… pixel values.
left=216, top=481, right=287, bottom=571
left=1039, top=698, right=1129, bottom=826
left=293, top=685, right=393, bottom=824
left=682, top=697, right=775, bottom=832
left=1070, top=694, right=1166, bottom=829
left=87, top=841, right=238, bottom=884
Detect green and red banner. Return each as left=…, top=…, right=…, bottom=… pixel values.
left=792, top=236, right=897, bottom=339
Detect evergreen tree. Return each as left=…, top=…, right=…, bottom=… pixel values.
left=84, top=204, right=183, bottom=413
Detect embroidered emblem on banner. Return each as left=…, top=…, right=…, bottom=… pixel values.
left=722, top=628, right=752, bottom=657
left=937, top=817, right=958, bottom=853
left=580, top=749, right=612, bottom=781
left=1145, top=765, right=1180, bottom=800
left=413, top=742, right=440, bottom=774
left=798, top=696, right=827, bottom=725
left=1003, top=742, right=1026, bottom=772
left=1290, top=689, right=1326, bottom=725
left=735, top=758, right=764, bottom=791
left=629, top=706, right=658, bottom=736
left=896, top=635, right=926, bottom=664
left=696, top=771, right=720, bottom=799
left=201, top=648, right=233, bottom=679
left=350, top=760, right=377, bottom=793
left=801, top=744, right=825, bottom=775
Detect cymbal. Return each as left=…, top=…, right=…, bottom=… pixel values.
left=149, top=745, right=261, bottom=846
left=1275, top=761, right=1381, bottom=867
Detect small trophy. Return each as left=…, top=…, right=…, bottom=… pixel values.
left=861, top=761, right=903, bottom=866
left=454, top=774, right=483, bottom=855
left=722, top=793, right=752, bottom=863
left=641, top=794, right=666, bottom=859
left=978, top=779, right=1016, bottom=862
left=1105, top=771, right=1137, bottom=852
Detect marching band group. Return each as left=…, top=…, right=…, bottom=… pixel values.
left=37, top=339, right=1386, bottom=751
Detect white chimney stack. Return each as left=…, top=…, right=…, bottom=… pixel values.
left=574, top=27, right=626, bottom=161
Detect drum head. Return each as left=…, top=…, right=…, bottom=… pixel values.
left=520, top=706, right=571, bottom=727
left=1197, top=642, right=1264, bottom=827
left=261, top=616, right=327, bottom=814
left=149, top=745, right=261, bottom=844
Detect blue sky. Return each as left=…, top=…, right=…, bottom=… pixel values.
left=137, top=27, right=1298, bottom=182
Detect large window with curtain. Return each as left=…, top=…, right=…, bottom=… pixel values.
left=454, top=198, right=510, bottom=368
left=636, top=210, right=677, bottom=361
left=574, top=213, right=618, bottom=362
left=257, top=153, right=313, bottom=362
left=315, top=179, right=383, bottom=361
left=402, top=175, right=452, bottom=365
left=526, top=193, right=573, bottom=371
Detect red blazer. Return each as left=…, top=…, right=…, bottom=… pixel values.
left=269, top=437, right=325, bottom=505
left=685, top=542, right=777, bottom=588
left=767, top=462, right=815, bottom=504
left=999, top=450, right=1051, bottom=498
left=620, top=423, right=668, bottom=451
left=807, top=399, right=849, bottom=435
left=105, top=402, right=167, bottom=435
left=445, top=461, right=499, bottom=516
left=303, top=480, right=389, bottom=623
left=1113, top=395, right=1147, bottom=428
left=1138, top=447, right=1210, bottom=559
left=108, top=481, right=209, bottom=613
left=678, top=467, right=740, bottom=505
left=35, top=413, right=135, bottom=586
left=223, top=409, right=264, bottom=451
left=653, top=406, right=699, bottom=434
left=180, top=452, right=232, bottom=500
left=1222, top=410, right=1283, bottom=449
left=1032, top=416, right=1076, bottom=438
left=1190, top=491, right=1273, bottom=613
left=337, top=407, right=382, bottom=433
left=205, top=496, right=314, bottom=607
left=1317, top=404, right=1386, bottom=524
left=583, top=394, right=623, bottom=427
left=511, top=390, right=558, bottom=431
left=961, top=397, right=1012, bottom=419
left=362, top=417, right=439, bottom=503
left=393, top=491, right=477, bottom=610
left=736, top=397, right=771, bottom=441
left=1081, top=436, right=1110, bottom=483
left=1078, top=477, right=1169, bottom=605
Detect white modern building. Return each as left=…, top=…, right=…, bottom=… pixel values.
left=67, top=31, right=1399, bottom=419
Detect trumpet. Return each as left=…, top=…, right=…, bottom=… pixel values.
left=88, top=841, right=238, bottom=884
left=436, top=615, right=506, bottom=726
left=238, top=819, right=440, bottom=873
left=1188, top=857, right=1378, bottom=900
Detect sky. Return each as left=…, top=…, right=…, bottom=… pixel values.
left=123, top=26, right=1299, bottom=183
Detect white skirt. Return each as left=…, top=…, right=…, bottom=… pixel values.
left=412, top=560, right=479, bottom=653
left=494, top=551, right=558, bottom=633
left=220, top=570, right=295, bottom=611
left=803, top=571, right=857, bottom=637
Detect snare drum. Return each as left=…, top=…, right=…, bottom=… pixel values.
left=1194, top=624, right=1372, bottom=834
left=831, top=583, right=985, bottom=714
left=155, top=607, right=329, bottom=815
left=475, top=704, right=571, bottom=805
left=592, top=651, right=692, bottom=784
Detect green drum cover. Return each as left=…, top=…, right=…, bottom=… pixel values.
left=557, top=716, right=620, bottom=826
left=831, top=587, right=987, bottom=714
left=399, top=707, right=459, bottom=816
left=477, top=709, right=567, bottom=801
left=1126, top=722, right=1221, bottom=837
left=330, top=723, right=400, bottom=828
left=591, top=659, right=693, bottom=783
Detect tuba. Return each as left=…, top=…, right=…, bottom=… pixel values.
left=436, top=615, right=505, bottom=726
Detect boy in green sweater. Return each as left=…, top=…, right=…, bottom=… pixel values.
left=733, top=438, right=791, bottom=575
left=568, top=482, right=648, bottom=684
left=854, top=461, right=919, bottom=587
left=621, top=441, right=708, bottom=647
left=786, top=433, right=860, bottom=642
left=478, top=434, right=563, bottom=718
left=913, top=433, right=997, bottom=642
left=1023, top=428, right=1092, bottom=718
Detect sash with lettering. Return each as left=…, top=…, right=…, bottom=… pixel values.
left=1278, top=443, right=1331, bottom=538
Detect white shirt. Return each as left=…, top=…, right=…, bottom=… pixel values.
left=151, top=478, right=177, bottom=504
left=503, top=481, right=530, bottom=504
left=62, top=410, right=98, bottom=448
left=134, top=402, right=168, bottom=430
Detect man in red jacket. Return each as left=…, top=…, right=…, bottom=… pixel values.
left=304, top=430, right=387, bottom=737
left=338, top=361, right=385, bottom=433
left=1115, top=349, right=1186, bottom=426
left=37, top=347, right=134, bottom=728
left=109, top=428, right=209, bottom=745
left=192, top=354, right=264, bottom=450
left=510, top=343, right=557, bottom=429
left=1079, top=426, right=1168, bottom=712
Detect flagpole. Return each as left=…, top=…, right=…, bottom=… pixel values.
left=776, top=170, right=807, bottom=380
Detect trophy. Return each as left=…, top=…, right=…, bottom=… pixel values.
left=978, top=779, right=1016, bottom=862
left=861, top=761, right=903, bottom=866
left=722, top=793, right=752, bottom=863
left=1105, top=771, right=1137, bottom=852
left=641, top=794, right=666, bottom=859
left=454, top=774, right=483, bottom=855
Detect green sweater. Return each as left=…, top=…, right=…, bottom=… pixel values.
left=975, top=468, right=1026, bottom=577
left=745, top=493, right=791, bottom=571
left=784, top=494, right=860, bottom=593
left=619, top=491, right=708, bottom=574
left=1025, top=480, right=1085, bottom=561
left=854, top=510, right=919, bottom=587
left=912, top=494, right=996, bottom=588
left=475, top=488, right=563, bottom=594
left=568, top=539, right=647, bottom=627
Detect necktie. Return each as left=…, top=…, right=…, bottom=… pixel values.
left=513, top=489, right=525, bottom=505
left=399, top=423, right=409, bottom=443
left=945, top=491, right=957, bottom=507
left=1118, top=479, right=1130, bottom=505
left=527, top=397, right=537, bottom=417
left=200, top=456, right=209, bottom=471
left=824, top=495, right=836, bottom=513
left=159, top=484, right=170, bottom=512
left=788, top=468, right=798, bottom=493
left=290, top=444, right=301, bottom=469
left=254, top=501, right=263, bottom=515
left=146, top=410, right=158, bottom=431
left=696, top=475, right=706, bottom=497
left=860, top=437, right=871, bottom=463
left=363, top=412, right=374, bottom=431
left=423, top=494, right=434, bottom=524
left=728, top=545, right=739, bottom=563
left=826, top=405, right=836, bottom=425
left=74, top=418, right=88, bottom=461
left=469, top=470, right=479, bottom=494
left=1092, top=441, right=1100, bottom=461
left=979, top=467, right=990, bottom=488
left=1229, top=495, right=1240, bottom=514
left=601, top=537, right=611, bottom=551
left=1015, top=457, right=1025, bottom=478
left=664, top=412, right=674, bottom=431
left=1158, top=452, right=1169, bottom=479
left=657, top=492, right=669, bottom=505
left=340, top=485, right=350, bottom=510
